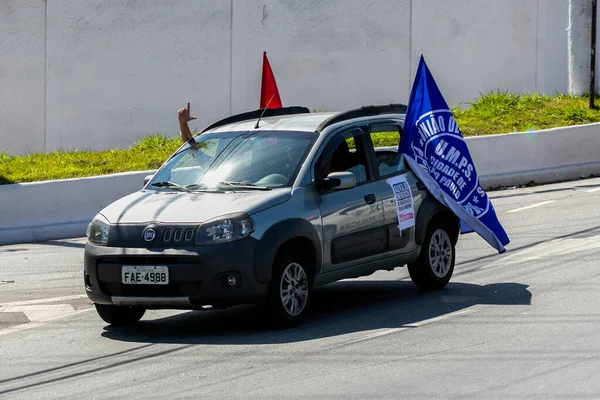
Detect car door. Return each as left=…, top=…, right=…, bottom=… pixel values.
left=315, top=126, right=387, bottom=271
left=367, top=123, right=427, bottom=255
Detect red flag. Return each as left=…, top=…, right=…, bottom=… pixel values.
left=260, top=51, right=282, bottom=109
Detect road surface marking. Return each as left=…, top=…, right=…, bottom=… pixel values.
left=0, top=294, right=88, bottom=307
left=586, top=187, right=600, bottom=193
left=0, top=304, right=76, bottom=321
left=0, top=308, right=94, bottom=337
left=0, top=295, right=93, bottom=337
left=0, top=303, right=93, bottom=337
left=324, top=308, right=476, bottom=350
left=507, top=200, right=555, bottom=213
left=480, top=235, right=600, bottom=269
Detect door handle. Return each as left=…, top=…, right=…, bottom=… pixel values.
left=364, top=194, right=376, bottom=204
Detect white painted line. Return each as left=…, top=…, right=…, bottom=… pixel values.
left=0, top=304, right=76, bottom=322
left=481, top=235, right=600, bottom=270
left=586, top=187, right=600, bottom=193
left=324, top=308, right=476, bottom=350
left=0, top=295, right=93, bottom=337
left=0, top=294, right=88, bottom=307
left=0, top=308, right=94, bottom=337
left=507, top=200, right=555, bottom=213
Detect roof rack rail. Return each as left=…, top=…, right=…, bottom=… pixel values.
left=200, top=106, right=311, bottom=133
left=315, top=103, right=407, bottom=133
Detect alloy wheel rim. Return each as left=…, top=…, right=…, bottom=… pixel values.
left=428, top=229, right=452, bottom=278
left=279, top=262, right=309, bottom=316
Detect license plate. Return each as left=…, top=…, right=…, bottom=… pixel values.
left=122, top=266, right=169, bottom=285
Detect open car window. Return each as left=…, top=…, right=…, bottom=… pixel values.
left=368, top=124, right=405, bottom=178
left=314, top=127, right=371, bottom=189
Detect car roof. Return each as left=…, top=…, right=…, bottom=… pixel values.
left=203, top=110, right=406, bottom=138
left=207, top=112, right=337, bottom=133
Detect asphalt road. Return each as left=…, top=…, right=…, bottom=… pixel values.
left=1, top=178, right=600, bottom=399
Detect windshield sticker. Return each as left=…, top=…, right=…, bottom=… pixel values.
left=386, top=175, right=415, bottom=230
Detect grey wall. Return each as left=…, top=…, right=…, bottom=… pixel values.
left=1, top=0, right=572, bottom=155
left=0, top=0, right=46, bottom=155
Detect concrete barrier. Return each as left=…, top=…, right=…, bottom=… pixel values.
left=472, top=122, right=600, bottom=189
left=0, top=170, right=155, bottom=245
left=0, top=123, right=599, bottom=245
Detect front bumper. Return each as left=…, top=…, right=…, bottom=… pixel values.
left=83, top=237, right=268, bottom=309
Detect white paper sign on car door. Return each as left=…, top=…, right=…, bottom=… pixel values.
left=386, top=175, right=415, bottom=230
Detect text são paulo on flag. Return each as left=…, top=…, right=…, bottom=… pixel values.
left=399, top=56, right=510, bottom=253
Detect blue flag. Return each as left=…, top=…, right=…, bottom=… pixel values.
left=399, top=56, right=510, bottom=253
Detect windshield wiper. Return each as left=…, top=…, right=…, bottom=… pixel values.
left=185, top=183, right=225, bottom=193
left=185, top=183, right=207, bottom=190
left=151, top=181, right=193, bottom=192
left=218, top=181, right=271, bottom=190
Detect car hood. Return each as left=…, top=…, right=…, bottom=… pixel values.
left=100, top=188, right=292, bottom=225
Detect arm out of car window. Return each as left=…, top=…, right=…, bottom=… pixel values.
left=178, top=102, right=197, bottom=143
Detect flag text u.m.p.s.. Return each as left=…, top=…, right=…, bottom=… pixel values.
left=398, top=55, right=510, bottom=253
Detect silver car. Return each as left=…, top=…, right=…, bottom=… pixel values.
left=84, top=105, right=460, bottom=328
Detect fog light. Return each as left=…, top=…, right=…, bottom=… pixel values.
left=84, top=273, right=93, bottom=289
left=227, top=275, right=237, bottom=287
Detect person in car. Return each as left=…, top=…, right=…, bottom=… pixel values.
left=176, top=102, right=214, bottom=171
left=319, top=140, right=359, bottom=178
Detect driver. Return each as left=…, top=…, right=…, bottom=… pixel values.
left=318, top=140, right=356, bottom=178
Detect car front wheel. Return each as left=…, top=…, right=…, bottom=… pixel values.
left=94, top=304, right=146, bottom=326
left=408, top=222, right=455, bottom=290
left=266, top=250, right=313, bottom=328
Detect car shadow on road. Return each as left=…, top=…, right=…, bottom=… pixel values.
left=101, top=280, right=531, bottom=345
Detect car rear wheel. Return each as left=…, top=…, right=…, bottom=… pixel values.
left=408, top=221, right=455, bottom=290
left=266, top=250, right=313, bottom=328
left=94, top=304, right=146, bottom=326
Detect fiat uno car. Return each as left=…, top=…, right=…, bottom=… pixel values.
left=84, top=105, right=460, bottom=327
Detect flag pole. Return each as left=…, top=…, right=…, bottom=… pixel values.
left=590, top=0, right=597, bottom=109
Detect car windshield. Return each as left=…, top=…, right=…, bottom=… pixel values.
left=148, top=130, right=317, bottom=191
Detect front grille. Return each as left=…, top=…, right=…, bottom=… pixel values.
left=162, top=228, right=195, bottom=244
left=96, top=256, right=203, bottom=297
left=97, top=256, right=201, bottom=266
left=100, top=282, right=201, bottom=297
left=108, top=225, right=198, bottom=248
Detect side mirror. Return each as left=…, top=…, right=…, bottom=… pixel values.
left=143, top=174, right=154, bottom=187
left=318, top=171, right=356, bottom=191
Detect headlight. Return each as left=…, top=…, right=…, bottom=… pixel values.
left=196, top=213, right=255, bottom=245
left=86, top=214, right=111, bottom=246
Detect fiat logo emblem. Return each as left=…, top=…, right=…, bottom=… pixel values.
left=143, top=228, right=156, bottom=242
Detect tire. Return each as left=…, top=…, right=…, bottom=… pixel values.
left=94, top=304, right=145, bottom=326
left=265, top=250, right=313, bottom=328
left=408, top=221, right=456, bottom=291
